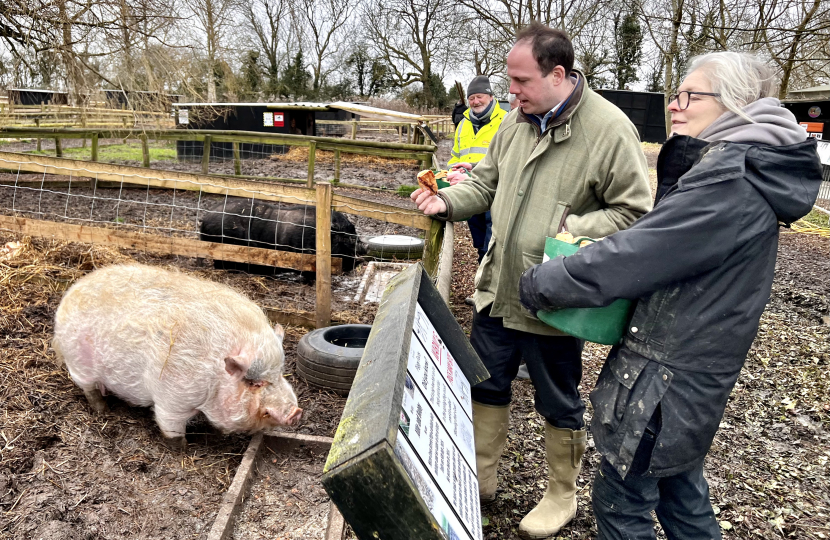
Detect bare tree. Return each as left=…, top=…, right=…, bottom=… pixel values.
left=1, top=0, right=123, bottom=99
left=363, top=0, right=459, bottom=106
left=182, top=0, right=239, bottom=101
left=246, top=0, right=294, bottom=97
left=2, top=0, right=181, bottom=100
left=638, top=0, right=689, bottom=134
left=756, top=0, right=830, bottom=97
left=573, top=18, right=613, bottom=88
left=294, top=0, right=355, bottom=96
left=455, top=0, right=613, bottom=79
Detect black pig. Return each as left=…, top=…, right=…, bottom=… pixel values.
left=199, top=198, right=366, bottom=275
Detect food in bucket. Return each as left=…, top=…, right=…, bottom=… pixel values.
left=554, top=231, right=595, bottom=248
left=417, top=169, right=439, bottom=195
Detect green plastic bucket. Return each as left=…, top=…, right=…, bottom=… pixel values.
left=536, top=236, right=633, bottom=345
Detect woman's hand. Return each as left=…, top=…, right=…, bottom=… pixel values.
left=448, top=162, right=473, bottom=185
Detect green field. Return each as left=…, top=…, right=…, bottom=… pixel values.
left=24, top=141, right=178, bottom=162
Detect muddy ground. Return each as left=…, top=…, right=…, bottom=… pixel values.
left=0, top=134, right=446, bottom=540
left=1, top=139, right=829, bottom=539
left=233, top=445, right=331, bottom=540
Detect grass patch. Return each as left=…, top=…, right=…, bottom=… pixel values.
left=58, top=141, right=178, bottom=162
left=396, top=184, right=418, bottom=198
left=802, top=208, right=829, bottom=227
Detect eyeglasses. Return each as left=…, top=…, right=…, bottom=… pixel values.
left=668, top=91, right=721, bottom=110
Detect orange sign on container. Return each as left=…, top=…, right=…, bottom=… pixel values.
left=799, top=122, right=824, bottom=133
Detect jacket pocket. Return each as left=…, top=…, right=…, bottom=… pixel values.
left=474, top=238, right=497, bottom=291
left=548, top=202, right=572, bottom=237
left=626, top=285, right=681, bottom=348
left=590, top=348, right=650, bottom=433
left=521, top=249, right=543, bottom=270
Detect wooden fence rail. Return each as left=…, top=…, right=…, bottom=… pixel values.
left=0, top=104, right=173, bottom=129
left=316, top=117, right=453, bottom=143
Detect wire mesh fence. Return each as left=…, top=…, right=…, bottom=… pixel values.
left=0, top=128, right=437, bottom=189
left=0, top=153, right=442, bottom=324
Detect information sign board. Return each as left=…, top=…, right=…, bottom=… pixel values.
left=322, top=263, right=489, bottom=540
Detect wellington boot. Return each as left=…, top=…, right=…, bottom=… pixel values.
left=473, top=401, right=510, bottom=503
left=518, top=424, right=587, bottom=538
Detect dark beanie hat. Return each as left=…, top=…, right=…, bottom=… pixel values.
left=467, top=75, right=493, bottom=97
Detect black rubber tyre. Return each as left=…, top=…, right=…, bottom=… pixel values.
left=296, top=360, right=356, bottom=384
left=296, top=324, right=372, bottom=394
left=365, top=235, right=424, bottom=260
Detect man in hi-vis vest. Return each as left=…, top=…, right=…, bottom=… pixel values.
left=447, top=76, right=507, bottom=279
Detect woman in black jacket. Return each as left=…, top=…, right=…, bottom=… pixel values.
left=519, top=52, right=822, bottom=540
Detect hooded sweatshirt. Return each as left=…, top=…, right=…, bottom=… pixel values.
left=520, top=98, right=822, bottom=477
left=698, top=97, right=806, bottom=146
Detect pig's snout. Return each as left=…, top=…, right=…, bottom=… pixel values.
left=286, top=406, right=303, bottom=426
left=267, top=405, right=303, bottom=427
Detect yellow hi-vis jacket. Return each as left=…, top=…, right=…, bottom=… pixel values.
left=448, top=101, right=507, bottom=166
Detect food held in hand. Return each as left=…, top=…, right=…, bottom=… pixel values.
left=417, top=169, right=439, bottom=195
left=555, top=231, right=575, bottom=243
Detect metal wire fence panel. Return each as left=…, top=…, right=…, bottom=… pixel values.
left=0, top=128, right=437, bottom=190
left=0, top=154, right=441, bottom=318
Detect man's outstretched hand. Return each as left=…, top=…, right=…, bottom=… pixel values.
left=410, top=188, right=448, bottom=215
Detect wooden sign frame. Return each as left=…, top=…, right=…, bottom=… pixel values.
left=322, top=263, right=489, bottom=540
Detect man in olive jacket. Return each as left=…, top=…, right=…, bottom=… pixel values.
left=412, top=23, right=652, bottom=538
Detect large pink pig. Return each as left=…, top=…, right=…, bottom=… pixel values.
left=53, top=264, right=302, bottom=448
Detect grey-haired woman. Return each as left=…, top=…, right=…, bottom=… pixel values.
left=519, top=51, right=822, bottom=539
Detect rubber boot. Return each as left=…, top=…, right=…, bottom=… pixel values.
left=473, top=401, right=510, bottom=503
left=518, top=423, right=587, bottom=538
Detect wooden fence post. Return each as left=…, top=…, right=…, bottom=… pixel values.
left=54, top=138, right=62, bottom=158
left=35, top=119, right=41, bottom=152
left=140, top=134, right=150, bottom=167
left=315, top=182, right=333, bottom=329
left=350, top=121, right=357, bottom=140
left=333, top=149, right=341, bottom=184
left=307, top=141, right=316, bottom=188
left=202, top=135, right=211, bottom=174
left=398, top=126, right=403, bottom=143
left=422, top=218, right=445, bottom=278
left=91, top=133, right=99, bottom=162
left=233, top=142, right=241, bottom=175
left=436, top=222, right=455, bottom=304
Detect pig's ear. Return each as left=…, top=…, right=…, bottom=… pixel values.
left=224, top=356, right=248, bottom=380
left=273, top=323, right=285, bottom=341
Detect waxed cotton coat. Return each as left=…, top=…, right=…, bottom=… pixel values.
left=520, top=135, right=823, bottom=477
left=448, top=101, right=508, bottom=166
left=437, top=72, right=654, bottom=335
